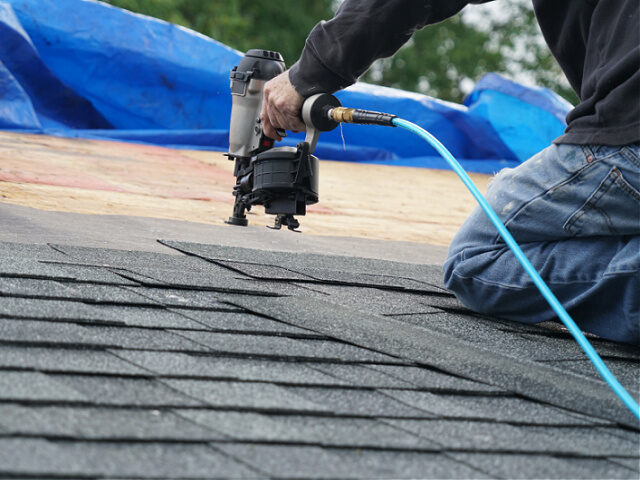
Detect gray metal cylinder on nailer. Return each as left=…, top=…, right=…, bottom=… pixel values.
left=228, top=49, right=285, bottom=159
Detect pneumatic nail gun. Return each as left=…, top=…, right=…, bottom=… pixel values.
left=225, top=49, right=340, bottom=231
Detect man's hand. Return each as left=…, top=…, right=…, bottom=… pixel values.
left=261, top=70, right=305, bottom=141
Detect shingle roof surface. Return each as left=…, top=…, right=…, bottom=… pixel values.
left=0, top=240, right=638, bottom=479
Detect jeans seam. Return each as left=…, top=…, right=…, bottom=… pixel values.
left=491, top=159, right=601, bottom=245
left=592, top=203, right=618, bottom=234
left=451, top=270, right=599, bottom=289
left=451, top=271, right=525, bottom=290
left=563, top=167, right=619, bottom=235
left=613, top=168, right=640, bottom=202
left=564, top=166, right=640, bottom=235
left=620, top=146, right=640, bottom=168
left=590, top=150, right=623, bottom=162
left=603, top=267, right=640, bottom=277
left=581, top=144, right=594, bottom=159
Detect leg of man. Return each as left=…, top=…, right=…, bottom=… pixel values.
left=443, top=143, right=640, bottom=345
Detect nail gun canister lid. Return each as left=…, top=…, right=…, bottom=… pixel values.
left=245, top=49, right=284, bottom=62
left=236, top=49, right=285, bottom=81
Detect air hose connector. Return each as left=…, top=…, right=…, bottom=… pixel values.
left=327, top=107, right=397, bottom=127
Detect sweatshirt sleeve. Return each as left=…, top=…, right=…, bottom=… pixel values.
left=289, top=0, right=482, bottom=96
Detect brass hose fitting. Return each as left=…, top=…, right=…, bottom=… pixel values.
left=327, top=107, right=396, bottom=127
left=328, top=107, right=356, bottom=124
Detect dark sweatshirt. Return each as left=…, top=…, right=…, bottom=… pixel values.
left=289, top=0, right=640, bottom=146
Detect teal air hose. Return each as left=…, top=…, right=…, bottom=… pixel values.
left=324, top=104, right=639, bottom=419
left=390, top=117, right=640, bottom=421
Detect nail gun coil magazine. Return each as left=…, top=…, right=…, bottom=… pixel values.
left=227, top=142, right=319, bottom=231
left=253, top=144, right=319, bottom=215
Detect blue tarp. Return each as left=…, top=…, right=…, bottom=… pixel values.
left=0, top=0, right=573, bottom=174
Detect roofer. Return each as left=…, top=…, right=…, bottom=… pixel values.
left=260, top=0, right=640, bottom=345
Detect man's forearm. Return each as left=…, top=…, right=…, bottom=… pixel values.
left=288, top=0, right=478, bottom=97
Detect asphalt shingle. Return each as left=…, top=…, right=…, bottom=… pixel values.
left=67, top=325, right=212, bottom=351
left=160, top=240, right=447, bottom=288
left=0, top=277, right=76, bottom=299
left=0, top=438, right=257, bottom=478
left=215, top=444, right=490, bottom=479
left=295, top=283, right=443, bottom=315
left=163, top=379, right=328, bottom=412
left=304, top=362, right=418, bottom=388
left=109, top=265, right=268, bottom=295
left=1, top=296, right=201, bottom=331
left=0, top=318, right=118, bottom=347
left=0, top=242, right=69, bottom=262
left=1, top=239, right=638, bottom=479
left=127, top=286, right=242, bottom=310
left=225, top=277, right=320, bottom=296
left=0, top=258, right=74, bottom=281
left=32, top=260, right=140, bottom=285
left=0, top=405, right=225, bottom=440
left=386, top=419, right=639, bottom=456
left=0, top=371, right=88, bottom=402
left=449, top=453, right=638, bottom=479
left=520, top=332, right=640, bottom=362
left=175, top=309, right=321, bottom=336
left=393, top=310, right=582, bottom=362
left=50, top=244, right=215, bottom=271
left=214, top=259, right=317, bottom=281
left=326, top=448, right=491, bottom=479
left=283, top=385, right=435, bottom=417
left=544, top=360, right=639, bottom=398
left=0, top=297, right=126, bottom=324
left=363, top=364, right=505, bottom=393
left=51, top=375, right=205, bottom=407
left=172, top=330, right=404, bottom=363
left=608, top=457, right=640, bottom=472
left=91, top=305, right=209, bottom=329
left=228, top=295, right=639, bottom=427
left=61, top=283, right=162, bottom=305
left=380, top=390, right=605, bottom=425
left=111, top=350, right=345, bottom=384
left=177, top=410, right=431, bottom=449
left=0, top=346, right=148, bottom=375
left=293, top=265, right=442, bottom=292
left=214, top=257, right=443, bottom=293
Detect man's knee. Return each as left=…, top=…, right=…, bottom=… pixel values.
left=443, top=212, right=559, bottom=323
left=443, top=224, right=514, bottom=317
left=444, top=245, right=505, bottom=317
left=444, top=233, right=640, bottom=344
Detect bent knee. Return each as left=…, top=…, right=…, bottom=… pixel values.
left=443, top=246, right=502, bottom=315
left=443, top=244, right=550, bottom=322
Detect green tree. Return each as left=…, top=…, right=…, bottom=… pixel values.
left=364, top=1, right=577, bottom=104
left=363, top=15, right=506, bottom=103
left=102, top=0, right=577, bottom=105
left=490, top=2, right=578, bottom=104
left=102, top=0, right=334, bottom=70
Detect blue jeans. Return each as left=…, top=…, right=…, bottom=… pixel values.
left=443, top=143, right=640, bottom=345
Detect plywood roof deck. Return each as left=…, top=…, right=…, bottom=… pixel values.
left=0, top=131, right=490, bottom=246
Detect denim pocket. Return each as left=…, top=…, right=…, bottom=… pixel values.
left=564, top=166, right=640, bottom=236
